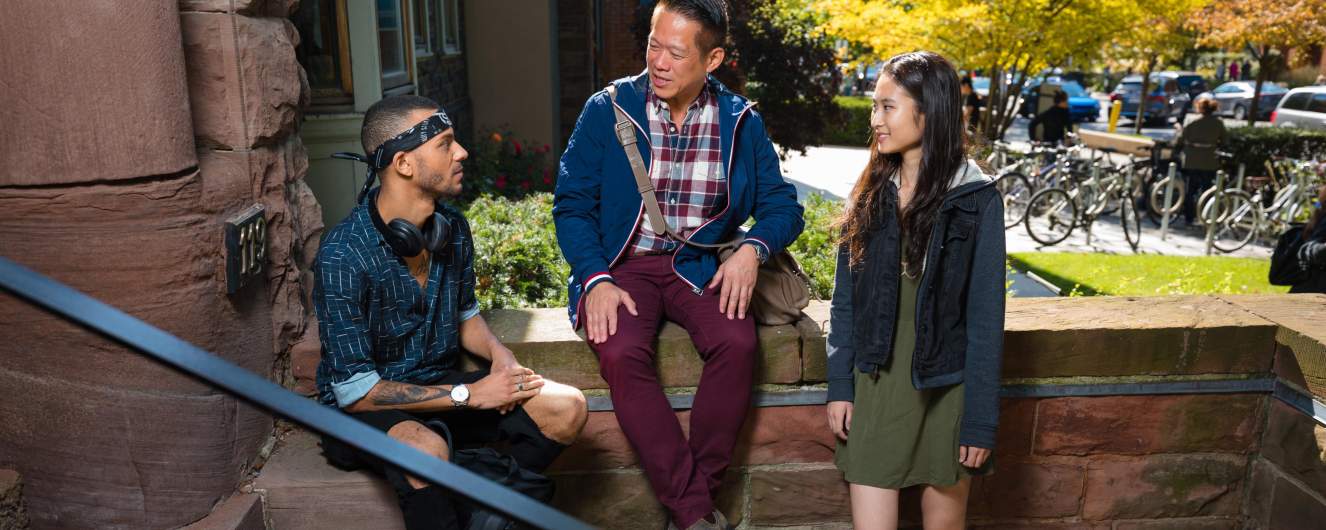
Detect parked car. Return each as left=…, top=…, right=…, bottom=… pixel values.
left=1110, top=74, right=1190, bottom=125
left=1201, top=81, right=1288, bottom=121
left=972, top=76, right=991, bottom=99
left=1272, top=86, right=1326, bottom=131
left=1153, top=71, right=1208, bottom=99
left=1019, top=79, right=1101, bottom=122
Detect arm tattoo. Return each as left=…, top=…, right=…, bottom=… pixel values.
left=371, top=381, right=449, bottom=406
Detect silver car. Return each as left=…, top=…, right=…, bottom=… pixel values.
left=1272, top=86, right=1326, bottom=131
left=1203, top=81, right=1288, bottom=121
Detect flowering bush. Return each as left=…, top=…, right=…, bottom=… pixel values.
left=460, top=130, right=557, bottom=204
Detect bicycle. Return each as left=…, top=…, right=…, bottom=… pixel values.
left=1024, top=147, right=1142, bottom=251
left=1198, top=156, right=1320, bottom=252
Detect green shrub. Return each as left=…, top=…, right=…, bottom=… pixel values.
left=787, top=193, right=843, bottom=299
left=1226, top=127, right=1326, bottom=176
left=464, top=193, right=568, bottom=309
left=825, top=96, right=871, bottom=147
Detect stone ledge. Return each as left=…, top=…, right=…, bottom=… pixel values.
left=481, top=307, right=801, bottom=390
left=1221, top=294, right=1326, bottom=401
left=482, top=295, right=1321, bottom=389
left=292, top=295, right=1325, bottom=397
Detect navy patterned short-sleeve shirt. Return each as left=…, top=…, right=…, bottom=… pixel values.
left=313, top=199, right=479, bottom=408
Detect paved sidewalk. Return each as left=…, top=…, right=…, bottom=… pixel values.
left=778, top=143, right=1273, bottom=259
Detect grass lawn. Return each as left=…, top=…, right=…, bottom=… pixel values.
left=1008, top=252, right=1289, bottom=296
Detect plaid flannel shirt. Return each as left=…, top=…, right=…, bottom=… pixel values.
left=630, top=84, right=727, bottom=255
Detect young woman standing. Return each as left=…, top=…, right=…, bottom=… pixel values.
left=825, top=51, right=1006, bottom=530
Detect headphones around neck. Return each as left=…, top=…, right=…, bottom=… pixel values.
left=367, top=189, right=452, bottom=258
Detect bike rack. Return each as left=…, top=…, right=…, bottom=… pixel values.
left=1160, top=162, right=1178, bottom=241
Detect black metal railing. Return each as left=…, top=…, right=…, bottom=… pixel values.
left=0, top=257, right=592, bottom=530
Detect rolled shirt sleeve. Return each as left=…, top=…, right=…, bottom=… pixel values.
left=314, top=248, right=381, bottom=408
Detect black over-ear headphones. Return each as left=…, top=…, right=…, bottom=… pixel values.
left=366, top=188, right=452, bottom=258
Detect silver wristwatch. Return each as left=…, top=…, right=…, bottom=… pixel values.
left=449, top=384, right=470, bottom=408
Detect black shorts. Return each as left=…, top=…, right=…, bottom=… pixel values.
left=320, top=370, right=551, bottom=495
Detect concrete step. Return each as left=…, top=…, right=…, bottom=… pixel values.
left=252, top=432, right=403, bottom=530
left=182, top=493, right=264, bottom=530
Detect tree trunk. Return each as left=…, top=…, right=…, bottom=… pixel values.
left=1248, top=45, right=1271, bottom=127
left=999, top=66, right=1032, bottom=140
left=1134, top=55, right=1157, bottom=135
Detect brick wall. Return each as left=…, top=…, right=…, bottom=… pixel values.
left=417, top=53, right=474, bottom=143
left=556, top=0, right=647, bottom=149
left=601, top=0, right=646, bottom=84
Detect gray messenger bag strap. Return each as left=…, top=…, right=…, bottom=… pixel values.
left=605, top=85, right=810, bottom=325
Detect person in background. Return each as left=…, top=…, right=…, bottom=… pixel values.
left=1173, top=96, right=1226, bottom=228
left=960, top=76, right=982, bottom=132
left=1288, top=184, right=1326, bottom=293
left=1027, top=90, right=1070, bottom=144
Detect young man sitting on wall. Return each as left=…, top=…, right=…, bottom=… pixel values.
left=313, top=95, right=588, bottom=529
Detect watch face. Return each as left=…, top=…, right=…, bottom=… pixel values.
left=451, top=384, right=469, bottom=403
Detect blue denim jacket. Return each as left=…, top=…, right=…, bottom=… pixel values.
left=826, top=161, right=1006, bottom=449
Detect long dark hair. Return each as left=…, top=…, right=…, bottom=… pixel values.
left=834, top=51, right=967, bottom=276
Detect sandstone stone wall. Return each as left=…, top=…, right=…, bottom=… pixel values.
left=0, top=0, right=319, bottom=527
left=266, top=295, right=1326, bottom=529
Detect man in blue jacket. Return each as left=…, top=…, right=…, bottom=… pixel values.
left=553, top=1, right=803, bottom=528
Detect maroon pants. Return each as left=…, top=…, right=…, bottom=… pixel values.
left=588, top=255, right=756, bottom=528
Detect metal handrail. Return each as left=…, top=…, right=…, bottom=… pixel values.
left=0, top=257, right=593, bottom=530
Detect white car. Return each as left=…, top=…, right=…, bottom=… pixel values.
left=1272, top=86, right=1326, bottom=131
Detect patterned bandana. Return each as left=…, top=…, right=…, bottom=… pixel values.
left=332, top=110, right=454, bottom=203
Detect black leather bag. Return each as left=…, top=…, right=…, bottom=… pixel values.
left=425, top=421, right=556, bottom=530
left=1269, top=224, right=1308, bottom=286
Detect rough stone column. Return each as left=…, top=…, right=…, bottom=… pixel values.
left=0, top=0, right=320, bottom=527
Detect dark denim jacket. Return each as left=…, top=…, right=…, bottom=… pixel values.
left=826, top=161, right=1006, bottom=449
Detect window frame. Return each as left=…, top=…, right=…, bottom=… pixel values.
left=439, top=0, right=462, bottom=56
left=412, top=0, right=435, bottom=58
left=377, top=0, right=414, bottom=92
left=295, top=0, right=355, bottom=108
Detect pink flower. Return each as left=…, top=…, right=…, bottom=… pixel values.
left=495, top=174, right=507, bottom=189
left=542, top=144, right=551, bottom=153
left=513, top=141, right=523, bottom=156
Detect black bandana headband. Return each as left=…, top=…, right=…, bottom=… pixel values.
left=332, top=110, right=454, bottom=204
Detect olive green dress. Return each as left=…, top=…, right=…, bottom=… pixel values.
left=834, top=246, right=992, bottom=489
